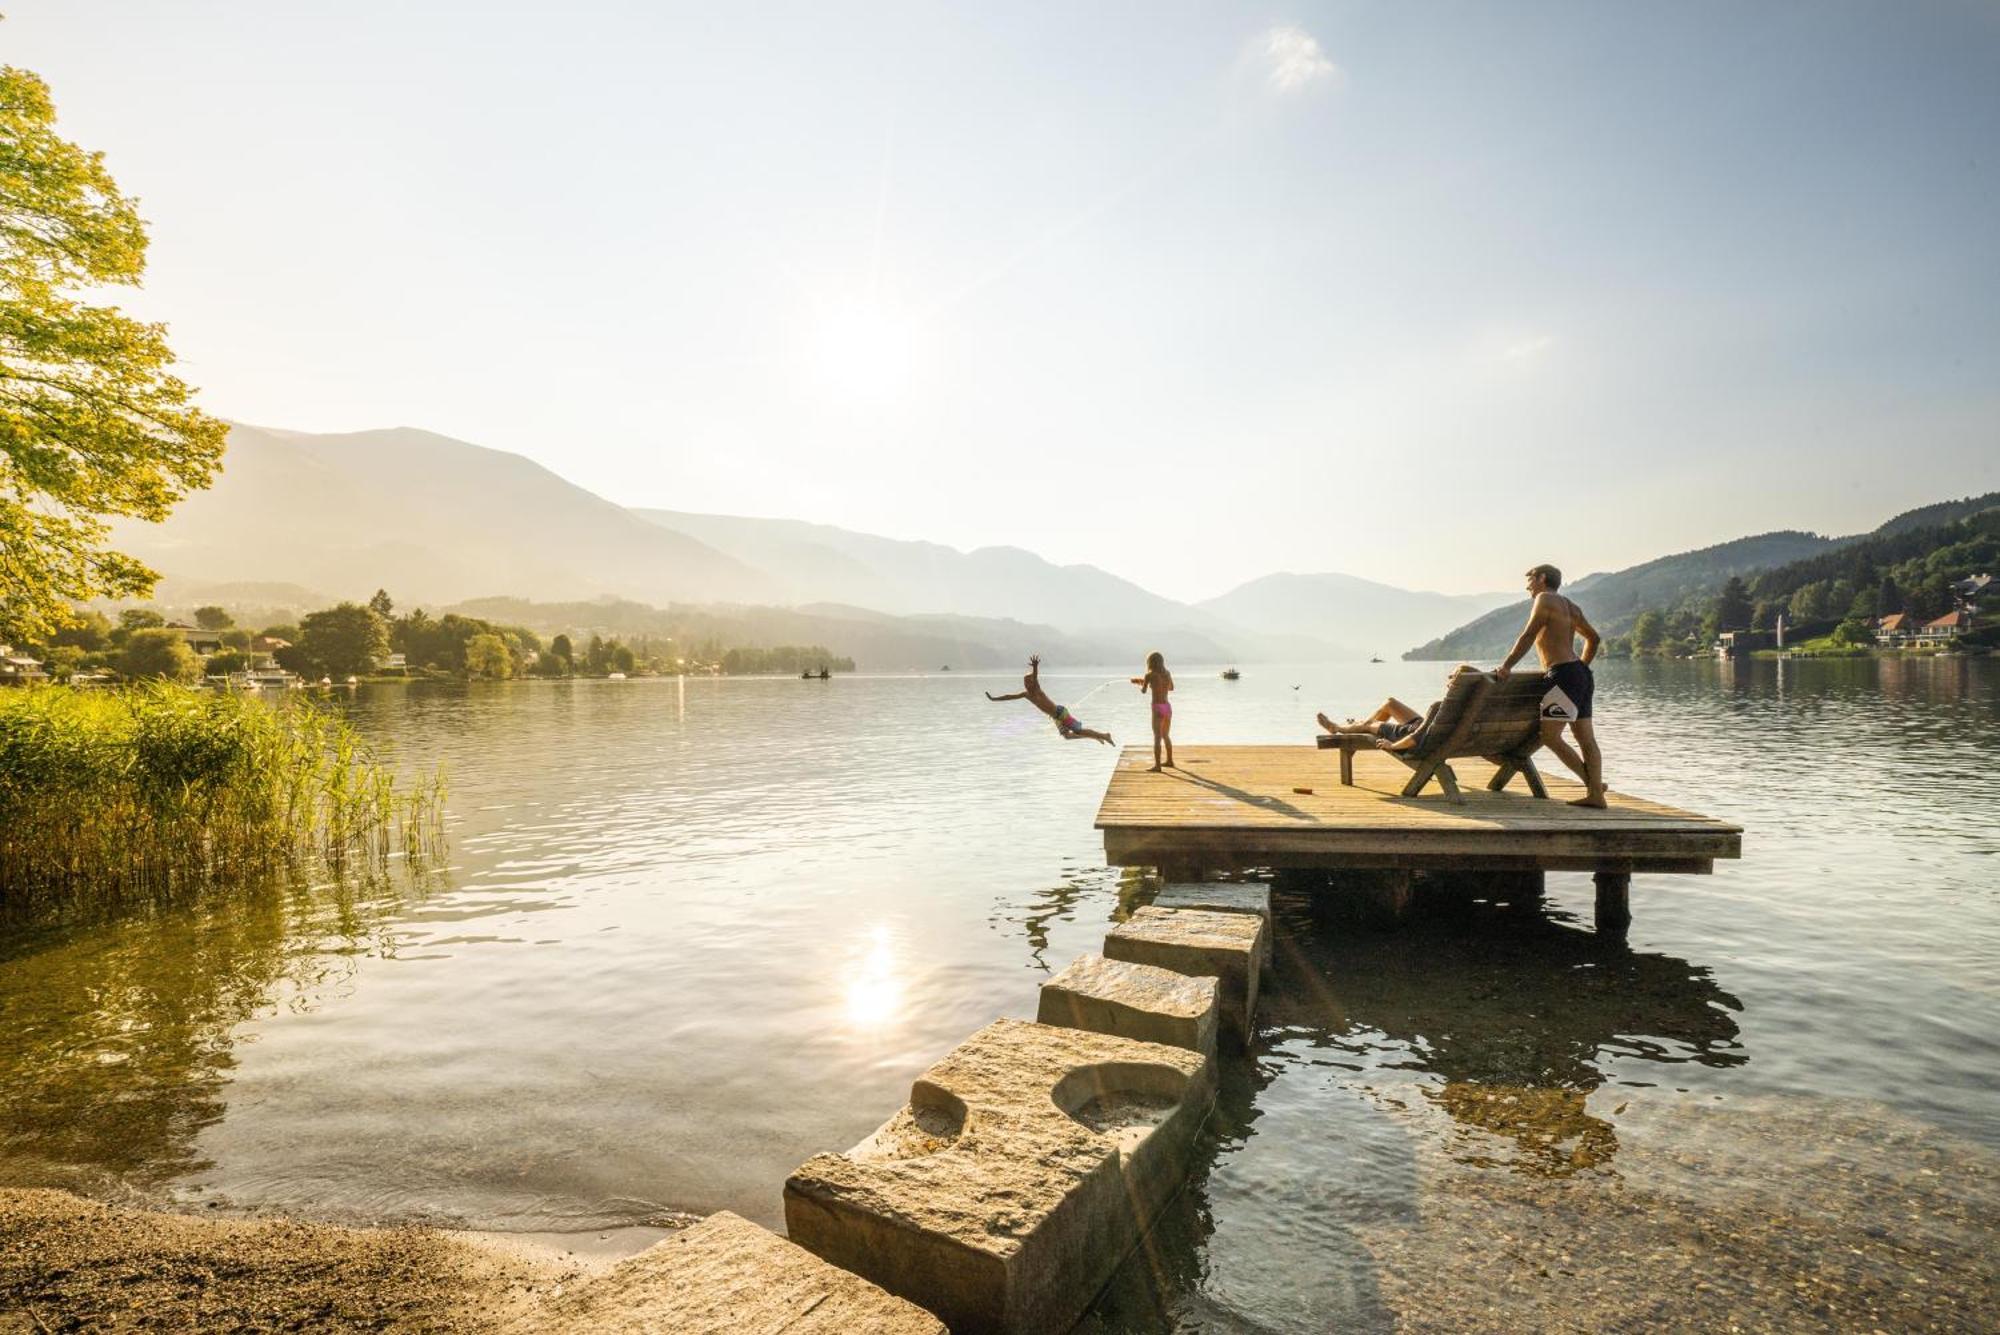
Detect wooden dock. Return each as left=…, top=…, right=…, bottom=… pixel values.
left=1095, top=746, right=1741, bottom=932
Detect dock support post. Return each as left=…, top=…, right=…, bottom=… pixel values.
left=1498, top=870, right=1546, bottom=913
left=1362, top=870, right=1414, bottom=927
left=1160, top=863, right=1207, bottom=885
left=1593, top=871, right=1632, bottom=935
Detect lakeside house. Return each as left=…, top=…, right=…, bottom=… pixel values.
left=1, top=646, right=47, bottom=685
left=169, top=623, right=227, bottom=657
left=1874, top=612, right=1914, bottom=646
left=1915, top=609, right=1973, bottom=643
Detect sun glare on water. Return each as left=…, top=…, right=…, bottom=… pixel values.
left=843, top=924, right=904, bottom=1028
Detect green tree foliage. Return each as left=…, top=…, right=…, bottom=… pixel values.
left=1713, top=576, right=1753, bottom=632
left=296, top=602, right=388, bottom=677
left=1877, top=575, right=1903, bottom=615
left=118, top=607, right=164, bottom=631
left=719, top=644, right=855, bottom=674
left=464, top=632, right=511, bottom=679
left=1833, top=618, right=1873, bottom=646
left=0, top=66, right=227, bottom=639
left=204, top=649, right=248, bottom=675
left=610, top=643, right=636, bottom=674
left=1629, top=610, right=1665, bottom=656
left=367, top=588, right=394, bottom=618
left=220, top=627, right=251, bottom=651
left=116, top=627, right=199, bottom=681
left=47, top=608, right=108, bottom=649
left=550, top=633, right=573, bottom=664
left=193, top=604, right=232, bottom=630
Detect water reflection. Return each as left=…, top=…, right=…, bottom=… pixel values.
left=843, top=924, right=904, bottom=1029
left=0, top=875, right=414, bottom=1197
left=1083, top=884, right=1746, bottom=1332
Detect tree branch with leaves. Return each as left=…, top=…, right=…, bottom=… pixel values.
left=0, top=64, right=225, bottom=639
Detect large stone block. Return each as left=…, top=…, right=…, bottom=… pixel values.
left=784, top=1018, right=1214, bottom=1335
left=511, top=1210, right=944, bottom=1334
left=1154, top=882, right=1275, bottom=976
left=1104, top=905, right=1263, bottom=1044
left=1037, top=952, right=1219, bottom=1058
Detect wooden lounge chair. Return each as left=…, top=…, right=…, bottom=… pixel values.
left=1315, top=671, right=1552, bottom=802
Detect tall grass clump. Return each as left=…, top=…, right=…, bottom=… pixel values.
left=0, top=684, right=444, bottom=926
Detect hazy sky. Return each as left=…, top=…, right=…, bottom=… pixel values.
left=10, top=2, right=1998, bottom=599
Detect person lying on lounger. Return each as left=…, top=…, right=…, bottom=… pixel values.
left=1316, top=664, right=1484, bottom=752
left=986, top=655, right=1115, bottom=745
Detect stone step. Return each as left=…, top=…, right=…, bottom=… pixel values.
left=1037, top=952, right=1220, bottom=1059
left=1104, top=905, right=1263, bottom=1045
left=509, top=1210, right=944, bottom=1334
left=784, top=1018, right=1214, bottom=1335
left=1154, top=882, right=1275, bottom=977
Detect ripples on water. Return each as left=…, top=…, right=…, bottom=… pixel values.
left=1, top=659, right=1996, bottom=1329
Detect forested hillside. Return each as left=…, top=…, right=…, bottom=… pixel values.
left=1409, top=496, right=1998, bottom=660
left=1406, top=530, right=1839, bottom=659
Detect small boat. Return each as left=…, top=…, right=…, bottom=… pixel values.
left=607, top=671, right=627, bottom=680
left=1369, top=656, right=1383, bottom=664
left=940, top=665, right=951, bottom=671
left=801, top=669, right=815, bottom=679
left=1220, top=667, right=1240, bottom=681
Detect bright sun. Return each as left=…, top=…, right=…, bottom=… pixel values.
left=808, top=297, right=930, bottom=403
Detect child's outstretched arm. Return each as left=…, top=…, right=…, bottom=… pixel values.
left=986, top=690, right=1027, bottom=701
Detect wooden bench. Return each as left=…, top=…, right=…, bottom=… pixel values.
left=1315, top=671, right=1553, bottom=802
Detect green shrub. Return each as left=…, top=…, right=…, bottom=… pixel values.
left=0, top=684, right=442, bottom=926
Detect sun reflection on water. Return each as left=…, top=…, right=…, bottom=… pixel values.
left=843, top=924, right=903, bottom=1029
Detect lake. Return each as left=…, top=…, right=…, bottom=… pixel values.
left=3, top=658, right=1996, bottom=1329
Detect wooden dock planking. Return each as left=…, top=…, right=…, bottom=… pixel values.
left=1095, top=746, right=1741, bottom=875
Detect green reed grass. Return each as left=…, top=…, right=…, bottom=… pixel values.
left=0, top=684, right=444, bottom=926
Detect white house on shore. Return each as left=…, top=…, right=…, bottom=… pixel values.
left=1, top=646, right=47, bottom=684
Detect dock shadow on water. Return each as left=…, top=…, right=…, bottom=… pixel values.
left=1080, top=882, right=1998, bottom=1333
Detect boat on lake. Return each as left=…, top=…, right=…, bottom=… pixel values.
left=1220, top=667, right=1241, bottom=680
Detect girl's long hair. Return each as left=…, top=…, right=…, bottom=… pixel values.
left=1146, top=651, right=1165, bottom=674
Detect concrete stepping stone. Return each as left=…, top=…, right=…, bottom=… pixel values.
left=1155, top=882, right=1275, bottom=976
left=1104, top=905, right=1263, bottom=1045
left=784, top=1018, right=1214, bottom=1335
left=1038, top=952, right=1219, bottom=1059
left=512, top=1210, right=945, bottom=1334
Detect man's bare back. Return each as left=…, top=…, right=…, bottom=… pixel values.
left=1530, top=591, right=1586, bottom=669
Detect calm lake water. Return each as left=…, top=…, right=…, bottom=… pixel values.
left=3, top=659, right=1997, bottom=1328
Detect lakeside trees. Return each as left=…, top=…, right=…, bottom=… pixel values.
left=1609, top=507, right=1998, bottom=656
left=0, top=65, right=226, bottom=641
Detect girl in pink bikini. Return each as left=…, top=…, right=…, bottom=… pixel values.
left=1131, top=651, right=1175, bottom=771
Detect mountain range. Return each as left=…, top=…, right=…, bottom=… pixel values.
left=113, top=423, right=1974, bottom=669
left=110, top=424, right=1511, bottom=666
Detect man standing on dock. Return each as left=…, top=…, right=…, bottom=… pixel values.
left=1494, top=564, right=1607, bottom=807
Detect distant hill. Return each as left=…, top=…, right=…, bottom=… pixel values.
left=107, top=424, right=775, bottom=608
left=1196, top=573, right=1514, bottom=661
left=1406, top=529, right=1843, bottom=660
left=1869, top=493, right=2000, bottom=539
left=631, top=508, right=1264, bottom=653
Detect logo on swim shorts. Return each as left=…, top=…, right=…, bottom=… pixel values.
left=1541, top=684, right=1578, bottom=721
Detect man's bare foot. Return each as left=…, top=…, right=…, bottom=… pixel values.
left=1148, top=763, right=1163, bottom=772
left=1316, top=712, right=1336, bottom=733
left=1569, top=794, right=1609, bottom=809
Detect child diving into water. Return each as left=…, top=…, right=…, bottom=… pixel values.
left=986, top=655, right=1115, bottom=745
left=1130, top=651, right=1174, bottom=770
